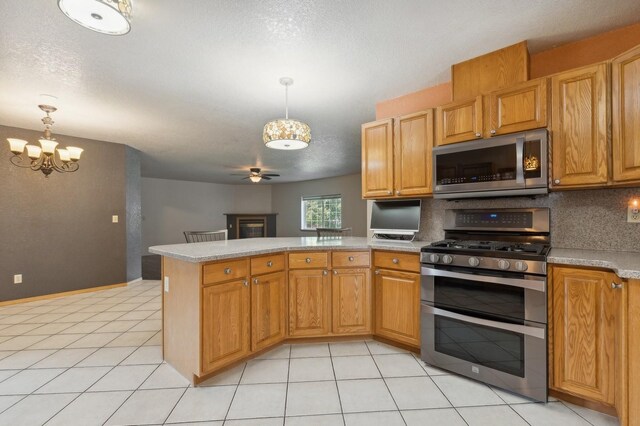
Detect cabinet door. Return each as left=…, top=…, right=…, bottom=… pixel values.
left=489, top=78, right=548, bottom=136
left=436, top=96, right=483, bottom=145
left=288, top=269, right=331, bottom=337
left=202, top=279, right=250, bottom=373
left=362, top=119, right=394, bottom=198
left=550, top=266, right=619, bottom=406
left=551, top=63, right=608, bottom=187
left=612, top=45, right=640, bottom=183
left=332, top=268, right=371, bottom=335
left=251, top=271, right=286, bottom=352
left=374, top=269, right=420, bottom=347
left=394, top=110, right=434, bottom=196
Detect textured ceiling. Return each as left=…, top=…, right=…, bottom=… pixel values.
left=1, top=1, right=640, bottom=184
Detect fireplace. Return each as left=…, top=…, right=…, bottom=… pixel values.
left=238, top=218, right=266, bottom=239
left=224, top=213, right=278, bottom=239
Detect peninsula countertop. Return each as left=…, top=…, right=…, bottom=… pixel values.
left=149, top=237, right=432, bottom=263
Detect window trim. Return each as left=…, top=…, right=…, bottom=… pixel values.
left=300, top=194, right=342, bottom=231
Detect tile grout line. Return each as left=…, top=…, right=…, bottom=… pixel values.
left=365, top=341, right=407, bottom=426
left=327, top=341, right=347, bottom=426
left=222, top=361, right=248, bottom=423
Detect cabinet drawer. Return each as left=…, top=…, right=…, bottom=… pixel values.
left=288, top=252, right=329, bottom=269
left=251, top=253, right=285, bottom=276
left=332, top=251, right=370, bottom=268
left=203, top=259, right=248, bottom=285
left=373, top=251, right=420, bottom=273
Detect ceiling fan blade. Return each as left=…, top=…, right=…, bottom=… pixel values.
left=241, top=176, right=250, bottom=180
left=261, top=176, right=272, bottom=180
left=261, top=174, right=280, bottom=177
left=230, top=173, right=248, bottom=175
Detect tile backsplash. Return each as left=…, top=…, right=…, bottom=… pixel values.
left=417, top=187, right=640, bottom=252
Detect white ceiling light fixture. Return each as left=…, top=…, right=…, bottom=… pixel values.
left=58, top=0, right=132, bottom=36
left=263, top=77, right=311, bottom=150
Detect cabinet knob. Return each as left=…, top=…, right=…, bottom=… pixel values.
left=490, top=129, right=496, bottom=135
left=611, top=282, right=624, bottom=289
left=392, top=258, right=399, bottom=264
left=266, top=261, right=273, bottom=267
left=348, top=256, right=355, bottom=262
left=305, top=257, right=312, bottom=263
left=396, top=191, right=401, bottom=195
left=333, top=270, right=338, bottom=275
left=475, top=132, right=481, bottom=137
left=243, top=280, right=248, bottom=287
left=374, top=270, right=380, bottom=275
left=323, top=270, right=328, bottom=276
left=224, top=268, right=232, bottom=275
left=554, top=179, right=560, bottom=185
left=253, top=278, right=259, bottom=284
left=387, top=190, right=392, bottom=195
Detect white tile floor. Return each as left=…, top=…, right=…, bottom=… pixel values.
left=0, top=280, right=620, bottom=426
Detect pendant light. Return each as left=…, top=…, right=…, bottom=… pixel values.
left=58, top=0, right=132, bottom=35
left=263, top=77, right=311, bottom=150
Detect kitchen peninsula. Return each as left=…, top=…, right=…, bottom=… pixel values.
left=150, top=237, right=429, bottom=384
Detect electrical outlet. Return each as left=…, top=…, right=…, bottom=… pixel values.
left=164, top=276, right=169, bottom=293
left=628, top=206, right=640, bottom=223
left=13, top=274, right=22, bottom=284
left=112, top=215, right=119, bottom=223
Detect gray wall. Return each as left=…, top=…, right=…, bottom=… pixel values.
left=271, top=173, right=367, bottom=237
left=126, top=147, right=142, bottom=281
left=0, top=125, right=136, bottom=301
left=414, top=188, right=640, bottom=252
left=141, top=177, right=272, bottom=251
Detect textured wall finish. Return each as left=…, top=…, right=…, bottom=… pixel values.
left=126, top=147, right=142, bottom=282
left=415, top=188, right=640, bottom=252
left=0, top=125, right=129, bottom=301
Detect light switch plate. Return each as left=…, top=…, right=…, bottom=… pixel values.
left=112, top=215, right=119, bottom=223
left=628, top=207, right=640, bottom=223
left=13, top=274, right=22, bottom=284
left=164, top=276, right=169, bottom=293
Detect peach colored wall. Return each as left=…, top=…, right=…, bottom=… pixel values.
left=375, top=21, right=640, bottom=120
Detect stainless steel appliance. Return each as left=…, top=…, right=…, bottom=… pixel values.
left=433, top=129, right=548, bottom=199
left=420, top=208, right=550, bottom=402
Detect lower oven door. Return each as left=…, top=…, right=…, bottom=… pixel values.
left=421, top=303, right=547, bottom=402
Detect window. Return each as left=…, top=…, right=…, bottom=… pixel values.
left=301, top=195, right=342, bottom=230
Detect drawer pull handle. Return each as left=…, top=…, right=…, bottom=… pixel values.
left=392, top=258, right=399, bottom=264
left=266, top=261, right=273, bottom=267
left=305, top=257, right=312, bottom=263
left=348, top=256, right=355, bottom=261
left=611, top=282, right=623, bottom=289
left=224, top=268, right=232, bottom=275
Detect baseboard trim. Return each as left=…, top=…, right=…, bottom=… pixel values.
left=127, top=277, right=143, bottom=285
left=0, top=282, right=128, bottom=307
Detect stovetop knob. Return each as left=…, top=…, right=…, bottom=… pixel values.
left=429, top=254, right=440, bottom=263
left=442, top=255, right=453, bottom=264
left=468, top=257, right=480, bottom=267
left=514, top=261, right=528, bottom=271
left=498, top=259, right=511, bottom=270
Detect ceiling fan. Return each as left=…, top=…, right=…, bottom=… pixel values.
left=231, top=167, right=280, bottom=183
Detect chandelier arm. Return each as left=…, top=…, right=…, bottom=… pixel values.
left=9, top=155, right=38, bottom=169
left=49, top=154, right=68, bottom=173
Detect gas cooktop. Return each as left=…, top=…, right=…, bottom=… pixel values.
left=427, top=239, right=549, bottom=256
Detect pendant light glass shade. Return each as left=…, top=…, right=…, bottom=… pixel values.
left=7, top=139, right=28, bottom=155
left=58, top=0, right=132, bottom=35
left=263, top=77, right=311, bottom=150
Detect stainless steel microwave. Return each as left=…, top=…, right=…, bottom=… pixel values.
left=433, top=129, right=548, bottom=199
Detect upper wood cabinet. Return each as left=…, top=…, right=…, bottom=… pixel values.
left=361, top=111, right=434, bottom=199
left=612, top=44, right=640, bottom=183
left=332, top=268, right=371, bottom=335
left=251, top=271, right=286, bottom=352
left=488, top=78, right=548, bottom=136
left=436, top=96, right=483, bottom=145
left=549, top=266, right=623, bottom=407
left=361, top=119, right=394, bottom=198
left=394, top=110, right=434, bottom=197
left=551, top=63, right=609, bottom=188
left=202, top=278, right=250, bottom=373
left=288, top=268, right=331, bottom=337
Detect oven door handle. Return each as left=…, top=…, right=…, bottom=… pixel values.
left=421, top=267, right=545, bottom=292
left=422, top=303, right=545, bottom=339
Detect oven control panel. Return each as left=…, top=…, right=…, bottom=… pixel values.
left=420, top=252, right=546, bottom=275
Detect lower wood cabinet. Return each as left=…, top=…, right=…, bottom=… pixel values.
left=374, top=268, right=420, bottom=347
left=549, top=266, right=624, bottom=408
left=288, top=268, right=331, bottom=337
left=251, top=271, right=286, bottom=352
left=202, top=278, right=250, bottom=373
left=332, top=268, right=371, bottom=335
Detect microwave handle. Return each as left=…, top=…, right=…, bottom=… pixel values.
left=516, top=137, right=525, bottom=184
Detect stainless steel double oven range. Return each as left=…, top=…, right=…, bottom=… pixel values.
left=420, top=208, right=550, bottom=402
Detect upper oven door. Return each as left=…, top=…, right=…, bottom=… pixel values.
left=433, top=129, right=547, bottom=196
left=421, top=265, right=547, bottom=324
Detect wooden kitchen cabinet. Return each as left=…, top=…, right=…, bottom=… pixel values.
left=612, top=44, right=640, bottom=183
left=202, top=278, right=250, bottom=373
left=550, top=63, right=609, bottom=188
left=549, top=266, right=624, bottom=408
left=361, top=111, right=434, bottom=199
left=288, top=268, right=331, bottom=337
left=436, top=95, right=483, bottom=145
left=361, top=119, right=394, bottom=198
left=251, top=271, right=286, bottom=352
left=488, top=78, right=548, bottom=136
left=332, top=268, right=372, bottom=335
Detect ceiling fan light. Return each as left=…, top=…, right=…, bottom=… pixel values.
left=249, top=175, right=262, bottom=183
left=58, top=0, right=132, bottom=35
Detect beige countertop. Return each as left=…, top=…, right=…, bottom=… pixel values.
left=548, top=248, right=640, bottom=279
left=149, top=237, right=431, bottom=263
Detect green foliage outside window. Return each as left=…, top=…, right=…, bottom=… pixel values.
left=301, top=195, right=342, bottom=230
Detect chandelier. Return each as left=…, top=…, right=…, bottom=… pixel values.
left=263, top=77, right=311, bottom=150
left=7, top=105, right=83, bottom=177
left=58, top=0, right=132, bottom=36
